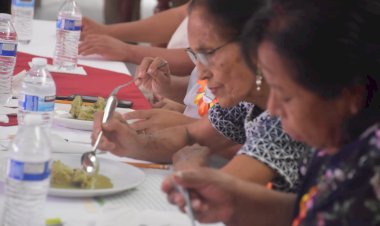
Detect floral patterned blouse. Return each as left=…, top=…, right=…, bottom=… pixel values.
left=209, top=102, right=310, bottom=192
left=292, top=124, right=380, bottom=226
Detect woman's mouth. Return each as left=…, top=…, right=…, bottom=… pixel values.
left=208, top=87, right=219, bottom=95
left=283, top=127, right=303, bottom=142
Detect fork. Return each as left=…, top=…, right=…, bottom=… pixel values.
left=110, top=60, right=168, bottom=97
left=109, top=78, right=137, bottom=97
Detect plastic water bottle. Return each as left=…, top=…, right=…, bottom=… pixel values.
left=11, top=0, right=35, bottom=44
left=0, top=13, right=18, bottom=105
left=18, top=58, right=56, bottom=131
left=1, top=124, right=51, bottom=226
left=53, top=0, right=82, bottom=70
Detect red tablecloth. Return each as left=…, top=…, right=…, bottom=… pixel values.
left=14, top=52, right=151, bottom=110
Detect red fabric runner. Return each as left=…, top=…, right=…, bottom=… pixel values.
left=0, top=115, right=18, bottom=127
left=14, top=52, right=151, bottom=110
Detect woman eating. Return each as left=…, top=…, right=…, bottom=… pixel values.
left=92, top=0, right=309, bottom=192
left=162, top=0, right=380, bottom=225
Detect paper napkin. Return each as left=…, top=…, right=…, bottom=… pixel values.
left=28, top=62, right=87, bottom=76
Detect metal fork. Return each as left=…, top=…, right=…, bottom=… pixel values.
left=110, top=60, right=168, bottom=97
left=109, top=78, right=137, bottom=97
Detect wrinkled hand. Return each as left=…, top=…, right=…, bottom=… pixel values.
left=80, top=17, right=107, bottom=40
left=173, top=144, right=210, bottom=171
left=79, top=35, right=130, bottom=61
left=152, top=97, right=186, bottom=113
left=91, top=111, right=140, bottom=157
left=123, top=108, right=196, bottom=133
left=135, top=57, right=171, bottom=97
left=161, top=168, right=235, bottom=224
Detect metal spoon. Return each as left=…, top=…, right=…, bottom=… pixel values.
left=80, top=95, right=118, bottom=175
left=175, top=184, right=196, bottom=226
left=80, top=60, right=169, bottom=174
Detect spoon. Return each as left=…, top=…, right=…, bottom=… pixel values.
left=80, top=60, right=169, bottom=175
left=80, top=95, right=118, bottom=175
left=175, top=184, right=196, bottom=226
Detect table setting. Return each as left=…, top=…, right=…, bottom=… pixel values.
left=0, top=19, right=224, bottom=226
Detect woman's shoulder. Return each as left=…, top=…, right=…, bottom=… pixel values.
left=208, top=102, right=255, bottom=144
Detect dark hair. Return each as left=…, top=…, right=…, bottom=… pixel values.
left=188, top=0, right=268, bottom=41
left=241, top=0, right=380, bottom=142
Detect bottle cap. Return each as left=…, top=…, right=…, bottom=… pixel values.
left=32, top=58, right=48, bottom=67
left=0, top=13, right=12, bottom=20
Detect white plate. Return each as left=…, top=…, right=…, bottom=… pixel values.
left=49, top=155, right=145, bottom=197
left=54, top=105, right=134, bottom=131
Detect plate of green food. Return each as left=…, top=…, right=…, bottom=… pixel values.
left=54, top=96, right=134, bottom=131
left=49, top=155, right=145, bottom=197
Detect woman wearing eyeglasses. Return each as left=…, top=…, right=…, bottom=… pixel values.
left=92, top=0, right=310, bottom=192
left=162, top=0, right=380, bottom=225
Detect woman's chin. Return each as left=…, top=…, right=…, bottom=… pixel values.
left=217, top=99, right=240, bottom=108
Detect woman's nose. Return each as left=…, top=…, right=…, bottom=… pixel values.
left=196, top=62, right=211, bottom=80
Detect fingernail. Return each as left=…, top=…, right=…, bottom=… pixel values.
left=184, top=205, right=191, bottom=214
left=175, top=171, right=184, bottom=179
left=192, top=199, right=201, bottom=208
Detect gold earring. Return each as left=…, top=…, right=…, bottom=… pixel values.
left=256, top=69, right=263, bottom=91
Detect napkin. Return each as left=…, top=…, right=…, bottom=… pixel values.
left=0, top=115, right=8, bottom=124
left=96, top=207, right=197, bottom=226
left=50, top=133, right=91, bottom=154
left=28, top=62, right=87, bottom=76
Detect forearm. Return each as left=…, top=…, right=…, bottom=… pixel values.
left=106, top=4, right=188, bottom=43
left=128, top=45, right=194, bottom=75
left=136, top=125, right=194, bottom=163
left=187, top=117, right=236, bottom=150
left=227, top=179, right=296, bottom=226
left=160, top=76, right=190, bottom=102
left=221, top=155, right=276, bottom=185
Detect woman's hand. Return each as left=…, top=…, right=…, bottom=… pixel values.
left=91, top=111, right=141, bottom=157
left=124, top=109, right=197, bottom=133
left=161, top=168, right=236, bottom=224
left=172, top=144, right=211, bottom=170
left=152, top=97, right=186, bottom=113
left=79, top=35, right=131, bottom=61
left=135, top=57, right=172, bottom=97
left=80, top=17, right=107, bottom=40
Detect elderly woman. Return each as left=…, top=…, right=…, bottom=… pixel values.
left=92, top=0, right=308, bottom=192
left=162, top=0, right=380, bottom=225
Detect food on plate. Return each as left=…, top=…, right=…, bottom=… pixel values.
left=77, top=105, right=98, bottom=121
left=69, top=95, right=83, bottom=118
left=69, top=96, right=106, bottom=121
left=50, top=160, right=113, bottom=189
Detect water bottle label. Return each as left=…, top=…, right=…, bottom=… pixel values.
left=56, top=19, right=82, bottom=31
left=0, top=42, right=17, bottom=57
left=19, top=94, right=55, bottom=112
left=8, top=159, right=50, bottom=181
left=12, top=0, right=35, bottom=7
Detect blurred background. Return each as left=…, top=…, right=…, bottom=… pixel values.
left=0, top=0, right=188, bottom=24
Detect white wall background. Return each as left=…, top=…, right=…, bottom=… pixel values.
left=35, top=0, right=156, bottom=23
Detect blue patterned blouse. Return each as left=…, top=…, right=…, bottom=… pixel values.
left=292, top=123, right=380, bottom=226
left=208, top=102, right=310, bottom=192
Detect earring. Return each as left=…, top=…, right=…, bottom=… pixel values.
left=256, top=69, right=263, bottom=91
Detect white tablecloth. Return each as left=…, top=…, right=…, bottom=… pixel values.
left=0, top=19, right=224, bottom=226
left=19, top=19, right=130, bottom=75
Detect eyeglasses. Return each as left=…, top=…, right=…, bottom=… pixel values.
left=186, top=40, right=235, bottom=67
